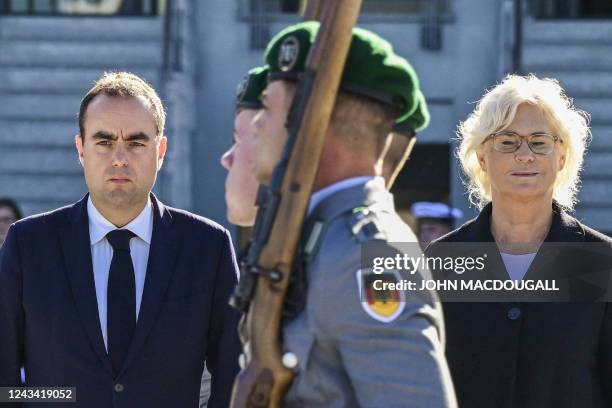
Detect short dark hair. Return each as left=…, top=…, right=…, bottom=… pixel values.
left=331, top=91, right=399, bottom=157
left=0, top=198, right=22, bottom=221
left=78, top=72, right=166, bottom=141
left=278, top=80, right=398, bottom=157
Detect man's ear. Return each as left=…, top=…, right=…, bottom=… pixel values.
left=75, top=134, right=84, bottom=166
left=157, top=136, right=168, bottom=170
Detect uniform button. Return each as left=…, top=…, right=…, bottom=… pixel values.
left=114, top=383, right=125, bottom=392
left=282, top=352, right=299, bottom=370
left=507, top=307, right=521, bottom=320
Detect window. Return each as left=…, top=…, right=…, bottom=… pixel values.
left=242, top=0, right=453, bottom=50
left=532, top=0, right=612, bottom=19
left=0, top=0, right=165, bottom=15
left=249, top=0, right=451, bottom=17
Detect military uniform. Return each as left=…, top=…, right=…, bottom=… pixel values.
left=256, top=22, right=457, bottom=407
left=282, top=178, right=455, bottom=407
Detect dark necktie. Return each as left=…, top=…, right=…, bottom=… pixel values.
left=106, top=229, right=136, bottom=376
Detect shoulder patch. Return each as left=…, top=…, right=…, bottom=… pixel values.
left=356, top=268, right=406, bottom=323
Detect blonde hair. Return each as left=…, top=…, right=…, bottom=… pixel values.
left=457, top=74, right=590, bottom=211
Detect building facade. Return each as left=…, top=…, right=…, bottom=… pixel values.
left=1, top=0, right=611, bottom=235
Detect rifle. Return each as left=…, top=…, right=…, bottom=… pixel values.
left=229, top=1, right=363, bottom=406
left=301, top=0, right=325, bottom=21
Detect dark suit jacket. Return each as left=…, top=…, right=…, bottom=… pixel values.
left=428, top=202, right=612, bottom=408
left=0, top=195, right=241, bottom=407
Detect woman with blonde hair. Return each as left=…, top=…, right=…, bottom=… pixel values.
left=428, top=74, right=612, bottom=408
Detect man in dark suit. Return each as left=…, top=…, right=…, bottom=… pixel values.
left=0, top=72, right=241, bottom=407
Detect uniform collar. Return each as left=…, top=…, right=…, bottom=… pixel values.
left=308, top=176, right=377, bottom=215
left=308, top=176, right=392, bottom=222
left=87, top=196, right=154, bottom=246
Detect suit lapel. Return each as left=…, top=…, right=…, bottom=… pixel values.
left=119, top=195, right=181, bottom=376
left=59, top=195, right=114, bottom=377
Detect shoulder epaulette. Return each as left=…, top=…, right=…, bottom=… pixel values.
left=347, top=205, right=387, bottom=243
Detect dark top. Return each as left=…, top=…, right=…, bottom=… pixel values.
left=0, top=194, right=241, bottom=408
left=428, top=202, right=612, bottom=408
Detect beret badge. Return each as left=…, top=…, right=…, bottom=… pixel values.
left=278, top=35, right=300, bottom=72
left=235, top=75, right=249, bottom=105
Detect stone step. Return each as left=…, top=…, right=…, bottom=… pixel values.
left=590, top=125, right=612, bottom=151
left=15, top=199, right=75, bottom=218
left=531, top=70, right=612, bottom=98
left=0, top=147, right=81, bottom=173
left=0, top=174, right=86, bottom=202
left=583, top=151, right=612, bottom=177
left=522, top=44, right=612, bottom=71
left=0, top=93, right=84, bottom=120
left=0, top=40, right=162, bottom=68
left=0, top=67, right=161, bottom=93
left=578, top=180, right=612, bottom=206
left=571, top=97, right=612, bottom=125
left=0, top=16, right=163, bottom=41
left=0, top=120, right=77, bottom=147
left=573, top=207, right=612, bottom=234
left=523, top=19, right=612, bottom=45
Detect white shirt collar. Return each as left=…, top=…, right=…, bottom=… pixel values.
left=308, top=176, right=380, bottom=215
left=87, top=197, right=154, bottom=246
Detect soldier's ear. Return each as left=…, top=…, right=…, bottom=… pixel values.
left=75, top=134, right=85, bottom=166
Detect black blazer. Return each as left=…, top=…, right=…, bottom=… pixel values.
left=0, top=195, right=241, bottom=408
left=428, top=202, right=612, bottom=408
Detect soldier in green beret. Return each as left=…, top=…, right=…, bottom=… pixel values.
left=220, top=66, right=268, bottom=227
left=252, top=22, right=457, bottom=407
left=211, top=66, right=268, bottom=408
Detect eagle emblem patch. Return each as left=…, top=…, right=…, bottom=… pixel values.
left=357, top=269, right=406, bottom=323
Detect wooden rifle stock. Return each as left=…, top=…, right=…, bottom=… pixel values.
left=229, top=1, right=362, bottom=407
left=302, top=0, right=325, bottom=21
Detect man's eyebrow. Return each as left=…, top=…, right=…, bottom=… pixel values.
left=90, top=131, right=152, bottom=142
left=125, top=132, right=151, bottom=142
left=91, top=131, right=116, bottom=140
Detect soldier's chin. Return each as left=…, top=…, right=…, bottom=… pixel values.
left=253, top=165, right=272, bottom=185
left=227, top=206, right=256, bottom=228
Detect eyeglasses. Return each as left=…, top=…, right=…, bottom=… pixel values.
left=484, top=131, right=561, bottom=155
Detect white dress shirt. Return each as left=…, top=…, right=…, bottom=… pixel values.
left=87, top=197, right=153, bottom=350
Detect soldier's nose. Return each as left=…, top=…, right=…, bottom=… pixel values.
left=221, top=148, right=234, bottom=169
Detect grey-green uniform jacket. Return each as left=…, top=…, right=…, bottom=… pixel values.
left=283, top=177, right=457, bottom=407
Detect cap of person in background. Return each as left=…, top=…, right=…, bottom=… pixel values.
left=411, top=201, right=462, bottom=248
left=0, top=198, right=22, bottom=247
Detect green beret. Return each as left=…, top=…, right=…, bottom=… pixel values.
left=392, top=90, right=430, bottom=136
left=264, top=21, right=421, bottom=122
left=236, top=66, right=268, bottom=111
